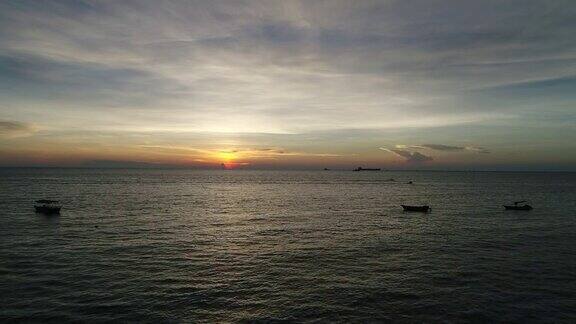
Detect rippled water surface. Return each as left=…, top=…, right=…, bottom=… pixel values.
left=1, top=169, right=575, bottom=322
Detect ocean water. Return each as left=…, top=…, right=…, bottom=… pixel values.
left=1, top=169, right=575, bottom=323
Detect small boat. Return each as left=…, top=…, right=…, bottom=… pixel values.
left=353, top=167, right=381, bottom=171
left=504, top=200, right=533, bottom=211
left=401, top=205, right=431, bottom=212
left=34, top=200, right=62, bottom=214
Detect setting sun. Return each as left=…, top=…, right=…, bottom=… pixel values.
left=217, top=150, right=237, bottom=163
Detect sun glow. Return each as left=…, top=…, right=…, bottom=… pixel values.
left=217, top=150, right=237, bottom=163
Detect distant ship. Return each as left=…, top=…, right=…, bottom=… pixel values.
left=353, top=167, right=381, bottom=171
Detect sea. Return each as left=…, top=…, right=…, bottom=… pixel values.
left=1, top=168, right=575, bottom=323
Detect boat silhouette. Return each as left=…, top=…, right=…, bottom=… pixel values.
left=353, top=167, right=381, bottom=171
left=401, top=205, right=431, bottom=212
left=503, top=200, right=533, bottom=211
left=34, top=200, right=62, bottom=214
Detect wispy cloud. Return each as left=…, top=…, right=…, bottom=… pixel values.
left=2, top=1, right=573, bottom=135
left=403, top=144, right=490, bottom=154
left=0, top=1, right=575, bottom=169
left=0, top=120, right=36, bottom=138
left=464, top=146, right=491, bottom=154
left=381, top=142, right=490, bottom=163
left=380, top=147, right=433, bottom=163
left=138, top=145, right=342, bottom=159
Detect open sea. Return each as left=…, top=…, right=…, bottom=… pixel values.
left=1, top=168, right=575, bottom=323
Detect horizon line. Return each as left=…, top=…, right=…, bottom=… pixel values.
left=1, top=166, right=575, bottom=173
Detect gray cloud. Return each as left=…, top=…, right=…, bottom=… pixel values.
left=1, top=1, right=574, bottom=135
left=409, top=144, right=490, bottom=153
left=465, top=146, right=491, bottom=154
left=380, top=147, right=433, bottom=163
left=81, top=160, right=172, bottom=169
left=0, top=120, right=36, bottom=138
left=0, top=1, right=574, bottom=171
left=413, top=144, right=464, bottom=151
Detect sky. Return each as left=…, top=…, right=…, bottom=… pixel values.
left=0, top=0, right=575, bottom=170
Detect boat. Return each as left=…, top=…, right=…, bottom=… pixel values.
left=34, top=200, right=62, bottom=214
left=353, top=167, right=381, bottom=171
left=401, top=205, right=431, bottom=212
left=503, top=200, right=533, bottom=211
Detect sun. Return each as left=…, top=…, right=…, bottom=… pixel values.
left=217, top=150, right=237, bottom=163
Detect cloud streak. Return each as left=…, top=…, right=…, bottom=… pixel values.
left=381, top=142, right=490, bottom=164
left=404, top=144, right=490, bottom=154
left=0, top=1, right=574, bottom=169
left=0, top=120, right=36, bottom=138
left=138, top=145, right=343, bottom=159
left=380, top=147, right=433, bottom=163
left=2, top=1, right=573, bottom=135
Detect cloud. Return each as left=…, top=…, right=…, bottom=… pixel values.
left=240, top=147, right=343, bottom=157
left=0, top=1, right=574, bottom=170
left=464, top=146, right=491, bottom=154
left=407, top=144, right=490, bottom=153
left=2, top=0, right=573, bottom=136
left=0, top=120, right=36, bottom=138
left=380, top=147, right=433, bottom=163
left=81, top=160, right=172, bottom=169
left=414, top=144, right=465, bottom=151
left=138, top=145, right=343, bottom=159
